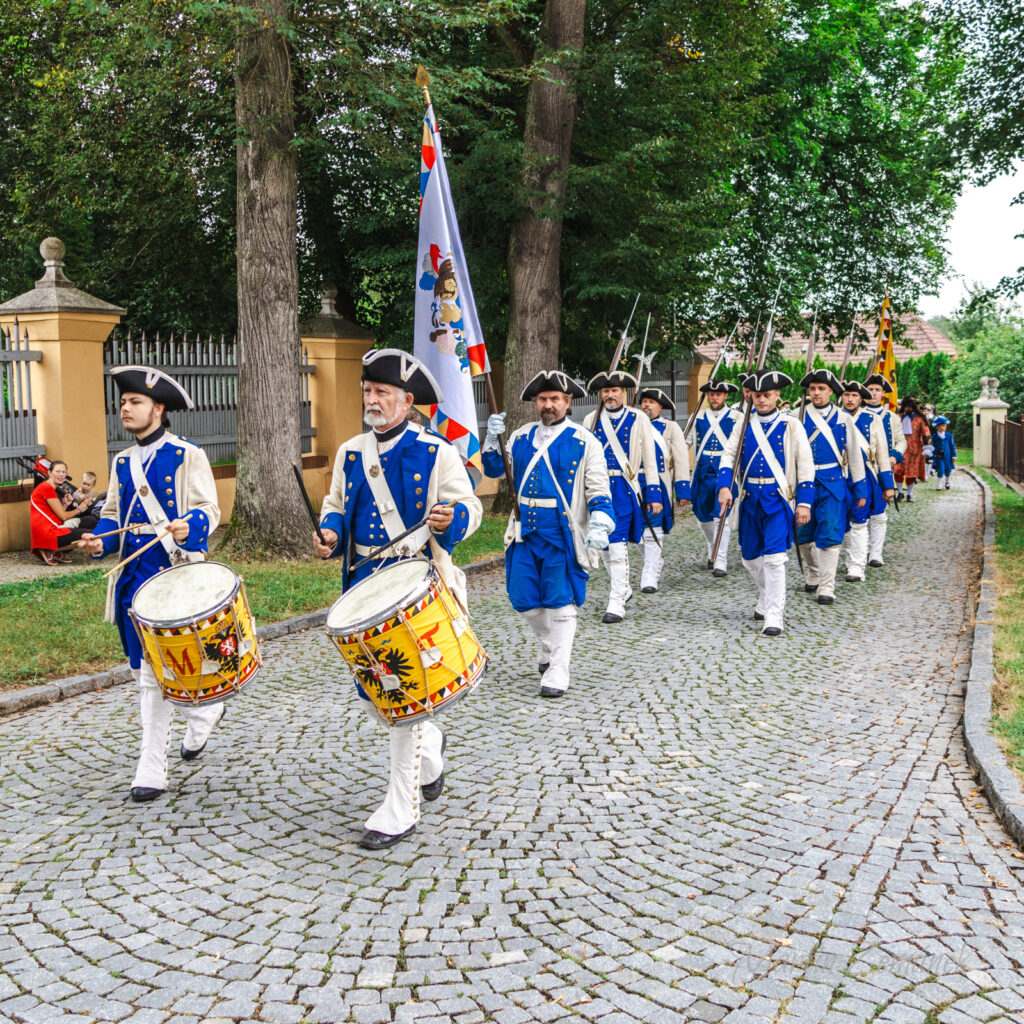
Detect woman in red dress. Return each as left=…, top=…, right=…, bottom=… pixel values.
left=894, top=397, right=931, bottom=503
left=30, top=460, right=97, bottom=564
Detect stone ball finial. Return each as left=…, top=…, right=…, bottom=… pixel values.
left=320, top=285, right=339, bottom=316
left=40, top=237, right=66, bottom=262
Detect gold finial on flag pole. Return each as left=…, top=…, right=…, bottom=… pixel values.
left=415, top=64, right=432, bottom=107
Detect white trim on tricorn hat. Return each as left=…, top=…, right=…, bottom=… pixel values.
left=748, top=370, right=792, bottom=392
left=520, top=370, right=586, bottom=401
left=362, top=348, right=444, bottom=405
left=864, top=373, right=894, bottom=394
left=588, top=369, right=638, bottom=393
left=799, top=368, right=843, bottom=396
left=699, top=380, right=739, bottom=395
left=841, top=379, right=871, bottom=399
left=638, top=387, right=675, bottom=412
left=108, top=365, right=194, bottom=412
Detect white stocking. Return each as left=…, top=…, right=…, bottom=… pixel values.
left=541, top=606, right=577, bottom=693
left=816, top=545, right=841, bottom=599
left=132, top=664, right=174, bottom=791
left=762, top=553, right=788, bottom=631
left=600, top=542, right=631, bottom=616
left=640, top=527, right=665, bottom=590
left=742, top=556, right=766, bottom=616
left=843, top=523, right=868, bottom=580
left=520, top=607, right=552, bottom=667
left=799, top=543, right=819, bottom=586
left=868, top=512, right=887, bottom=564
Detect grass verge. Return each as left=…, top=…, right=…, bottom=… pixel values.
left=0, top=514, right=505, bottom=690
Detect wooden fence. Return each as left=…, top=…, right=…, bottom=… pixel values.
left=0, top=318, right=44, bottom=484
left=992, top=419, right=1024, bottom=484
left=103, top=332, right=315, bottom=466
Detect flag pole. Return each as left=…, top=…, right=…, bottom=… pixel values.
left=416, top=64, right=519, bottom=520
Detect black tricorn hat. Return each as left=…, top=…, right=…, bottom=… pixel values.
left=740, top=373, right=756, bottom=389
left=362, top=348, right=443, bottom=405
left=748, top=370, right=793, bottom=392
left=841, top=379, right=871, bottom=399
left=699, top=380, right=740, bottom=395
left=864, top=373, right=895, bottom=395
left=588, top=369, right=638, bottom=393
left=799, top=368, right=843, bottom=396
left=521, top=370, right=586, bottom=402
left=109, top=365, right=194, bottom=412
left=639, top=387, right=675, bottom=411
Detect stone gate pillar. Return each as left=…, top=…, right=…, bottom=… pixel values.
left=971, top=376, right=1010, bottom=468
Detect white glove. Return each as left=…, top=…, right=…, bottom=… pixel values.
left=584, top=510, right=614, bottom=550
left=486, top=413, right=507, bottom=438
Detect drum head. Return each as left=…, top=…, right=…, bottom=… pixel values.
left=327, top=558, right=431, bottom=632
left=133, top=561, right=239, bottom=624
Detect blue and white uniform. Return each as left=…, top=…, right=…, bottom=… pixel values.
left=717, top=407, right=814, bottom=633
left=483, top=416, right=613, bottom=694
left=93, top=427, right=223, bottom=792
left=583, top=405, right=660, bottom=619
left=690, top=405, right=741, bottom=571
left=637, top=414, right=691, bottom=590
left=842, top=406, right=895, bottom=580
left=796, top=402, right=867, bottom=601
left=932, top=426, right=956, bottom=487
left=863, top=401, right=904, bottom=566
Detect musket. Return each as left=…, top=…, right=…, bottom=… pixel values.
left=631, top=313, right=655, bottom=406
left=710, top=280, right=782, bottom=566
left=592, top=292, right=640, bottom=428
left=838, top=316, right=857, bottom=382
left=797, top=304, right=819, bottom=420
left=683, top=317, right=741, bottom=438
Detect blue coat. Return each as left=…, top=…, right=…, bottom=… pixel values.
left=691, top=407, right=740, bottom=523
left=932, top=431, right=957, bottom=475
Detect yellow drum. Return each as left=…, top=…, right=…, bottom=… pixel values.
left=326, top=558, right=486, bottom=726
left=130, top=561, right=261, bottom=706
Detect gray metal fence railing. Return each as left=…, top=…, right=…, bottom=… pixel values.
left=0, top=317, right=44, bottom=484
left=992, top=419, right=1024, bottom=484
left=103, top=332, right=316, bottom=464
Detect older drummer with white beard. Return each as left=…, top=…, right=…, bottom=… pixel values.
left=313, top=348, right=482, bottom=850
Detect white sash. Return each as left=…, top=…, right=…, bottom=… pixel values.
left=517, top=419, right=575, bottom=504
left=805, top=405, right=845, bottom=468
left=599, top=410, right=640, bottom=495
left=650, top=423, right=675, bottom=496
left=128, top=440, right=186, bottom=564
left=746, top=416, right=792, bottom=501
left=695, top=411, right=731, bottom=463
left=361, top=432, right=430, bottom=558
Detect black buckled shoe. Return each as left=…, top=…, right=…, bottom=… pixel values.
left=540, top=686, right=565, bottom=698
left=129, top=787, right=165, bottom=803
left=804, top=583, right=818, bottom=593
left=358, top=825, right=416, bottom=850
left=421, top=733, right=447, bottom=803
left=602, top=612, right=624, bottom=624
left=845, top=574, right=862, bottom=583
left=181, top=705, right=226, bottom=760
left=868, top=559, right=883, bottom=568
left=761, top=626, right=782, bottom=637
left=712, top=569, right=727, bottom=578
left=641, top=586, right=657, bottom=594
left=753, top=611, right=765, bottom=621
left=817, top=595, right=834, bottom=605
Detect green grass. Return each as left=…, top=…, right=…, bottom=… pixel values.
left=970, top=457, right=1024, bottom=778
left=0, top=514, right=505, bottom=689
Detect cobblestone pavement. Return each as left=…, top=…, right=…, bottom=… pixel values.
left=3, top=471, right=1023, bottom=1024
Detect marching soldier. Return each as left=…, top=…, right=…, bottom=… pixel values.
left=80, top=366, right=223, bottom=803
left=688, top=380, right=741, bottom=576
left=636, top=388, right=691, bottom=592
left=482, top=371, right=614, bottom=696
left=314, top=349, right=483, bottom=850
left=582, top=372, right=661, bottom=623
left=863, top=374, right=906, bottom=566
left=717, top=370, right=814, bottom=636
left=796, top=370, right=867, bottom=604
left=839, top=380, right=895, bottom=582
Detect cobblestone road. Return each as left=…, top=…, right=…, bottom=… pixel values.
left=3, top=471, right=1023, bottom=1024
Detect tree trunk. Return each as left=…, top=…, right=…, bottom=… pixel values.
left=231, top=1, right=307, bottom=556
left=503, top=0, right=586, bottom=432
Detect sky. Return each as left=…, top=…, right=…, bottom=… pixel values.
left=917, top=164, right=1024, bottom=319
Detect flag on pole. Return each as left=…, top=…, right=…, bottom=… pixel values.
left=872, top=294, right=898, bottom=411
left=414, top=104, right=488, bottom=483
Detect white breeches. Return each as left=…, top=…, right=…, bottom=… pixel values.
left=698, top=518, right=730, bottom=571
left=521, top=605, right=577, bottom=693
left=363, top=705, right=444, bottom=836
left=132, top=664, right=223, bottom=790
left=640, top=527, right=665, bottom=590
left=800, top=543, right=841, bottom=598
left=868, top=511, right=887, bottom=564
left=600, top=542, right=632, bottom=616
left=843, top=522, right=868, bottom=580
left=743, top=552, right=788, bottom=631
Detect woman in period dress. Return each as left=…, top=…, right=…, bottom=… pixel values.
left=894, top=397, right=930, bottom=503
left=29, top=460, right=97, bottom=564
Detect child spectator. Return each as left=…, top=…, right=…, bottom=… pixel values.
left=931, top=416, right=956, bottom=490
left=68, top=470, right=99, bottom=525
left=30, top=460, right=98, bottom=565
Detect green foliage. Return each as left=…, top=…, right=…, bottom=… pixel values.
left=940, top=322, right=1024, bottom=420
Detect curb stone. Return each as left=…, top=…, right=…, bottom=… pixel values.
left=962, top=468, right=1024, bottom=848
left=0, top=553, right=504, bottom=718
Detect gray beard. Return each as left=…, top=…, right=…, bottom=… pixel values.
left=363, top=409, right=389, bottom=429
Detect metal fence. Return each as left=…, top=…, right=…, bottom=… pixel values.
left=0, top=318, right=44, bottom=484
left=103, top=332, right=316, bottom=465
left=992, top=419, right=1024, bottom=484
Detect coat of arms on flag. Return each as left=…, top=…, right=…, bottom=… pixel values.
left=414, top=102, right=489, bottom=484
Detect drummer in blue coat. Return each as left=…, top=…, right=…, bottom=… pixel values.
left=315, top=349, right=482, bottom=850
left=931, top=416, right=957, bottom=489
left=717, top=370, right=815, bottom=636
left=795, top=369, right=868, bottom=605
left=636, top=388, right=691, bottom=592
left=689, top=380, right=741, bottom=576
left=80, top=366, right=224, bottom=803
left=483, top=370, right=614, bottom=697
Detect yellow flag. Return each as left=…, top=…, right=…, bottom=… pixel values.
left=872, top=295, right=898, bottom=411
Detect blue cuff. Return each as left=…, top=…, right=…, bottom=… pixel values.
left=435, top=502, right=470, bottom=552
left=675, top=480, right=690, bottom=501
left=643, top=484, right=661, bottom=505
left=853, top=478, right=869, bottom=502
left=181, top=509, right=210, bottom=552
left=93, top=516, right=120, bottom=559
left=587, top=494, right=615, bottom=520
left=320, top=512, right=345, bottom=558
left=879, top=470, right=895, bottom=491
left=481, top=449, right=506, bottom=479
left=893, top=451, right=904, bottom=464
left=796, top=481, right=816, bottom=505
left=716, top=467, right=734, bottom=493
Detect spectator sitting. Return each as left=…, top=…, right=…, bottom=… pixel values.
left=30, top=460, right=98, bottom=565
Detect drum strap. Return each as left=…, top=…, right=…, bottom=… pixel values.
left=361, top=437, right=430, bottom=558
left=128, top=442, right=184, bottom=564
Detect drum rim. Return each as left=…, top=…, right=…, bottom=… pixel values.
left=325, top=556, right=436, bottom=636
left=131, top=559, right=242, bottom=629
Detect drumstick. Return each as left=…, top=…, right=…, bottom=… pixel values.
left=350, top=500, right=458, bottom=572
left=72, top=524, right=142, bottom=545
left=102, top=516, right=192, bottom=578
